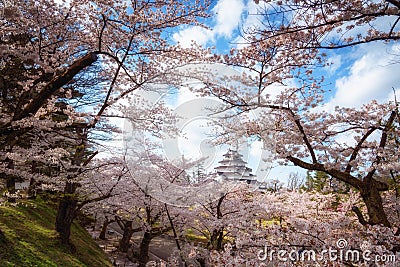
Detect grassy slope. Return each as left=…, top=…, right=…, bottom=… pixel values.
left=0, top=196, right=112, bottom=267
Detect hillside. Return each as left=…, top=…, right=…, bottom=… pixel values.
left=0, top=196, right=112, bottom=267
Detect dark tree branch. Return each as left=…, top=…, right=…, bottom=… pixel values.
left=345, top=127, right=377, bottom=173
left=352, top=206, right=367, bottom=226
left=365, top=110, right=397, bottom=184
left=286, top=156, right=364, bottom=189
left=13, top=52, right=98, bottom=122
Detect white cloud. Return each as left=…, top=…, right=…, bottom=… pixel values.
left=173, top=0, right=245, bottom=48
left=240, top=0, right=263, bottom=29
left=176, top=86, right=200, bottom=106
left=327, top=43, right=400, bottom=108
left=160, top=84, right=227, bottom=171
left=172, top=26, right=213, bottom=48
left=213, top=0, right=245, bottom=37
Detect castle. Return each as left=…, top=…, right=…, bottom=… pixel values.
left=213, top=149, right=256, bottom=185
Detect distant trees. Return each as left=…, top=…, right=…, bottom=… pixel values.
left=263, top=179, right=283, bottom=193
left=287, top=172, right=304, bottom=191
left=303, top=171, right=330, bottom=192
left=192, top=163, right=207, bottom=183
left=312, top=171, right=329, bottom=192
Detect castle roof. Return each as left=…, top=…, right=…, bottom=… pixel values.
left=214, top=149, right=256, bottom=184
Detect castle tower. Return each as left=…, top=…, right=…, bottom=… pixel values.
left=214, top=149, right=256, bottom=184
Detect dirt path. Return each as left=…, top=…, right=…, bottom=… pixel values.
left=87, top=225, right=178, bottom=266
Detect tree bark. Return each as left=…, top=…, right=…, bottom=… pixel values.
left=6, top=176, right=15, bottom=194
left=118, top=220, right=135, bottom=253
left=209, top=228, right=224, bottom=251
left=3, top=157, right=16, bottom=195
left=99, top=218, right=114, bottom=240
left=360, top=182, right=391, bottom=227
left=138, top=231, right=152, bottom=267
left=351, top=206, right=367, bottom=226
left=165, top=204, right=181, bottom=250
left=55, top=197, right=77, bottom=246
left=27, top=177, right=37, bottom=198
left=217, top=230, right=224, bottom=251
left=55, top=181, right=79, bottom=246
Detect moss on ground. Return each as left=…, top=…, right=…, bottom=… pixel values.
left=0, top=196, right=112, bottom=267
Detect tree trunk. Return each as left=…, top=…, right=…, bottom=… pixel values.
left=92, top=213, right=97, bottom=231
left=27, top=177, right=37, bottom=199
left=216, top=229, right=224, bottom=251
left=55, top=181, right=79, bottom=246
left=138, top=231, right=152, bottom=267
left=165, top=204, right=181, bottom=250
left=6, top=176, right=15, bottom=194
left=4, top=158, right=16, bottom=201
left=56, top=197, right=77, bottom=245
left=209, top=228, right=224, bottom=251
left=360, top=184, right=391, bottom=227
left=99, top=219, right=111, bottom=240
left=119, top=220, right=134, bottom=253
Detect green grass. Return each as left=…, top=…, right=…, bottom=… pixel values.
left=185, top=229, right=208, bottom=244
left=0, top=196, right=112, bottom=267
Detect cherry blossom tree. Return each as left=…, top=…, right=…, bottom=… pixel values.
left=251, top=0, right=400, bottom=49
left=57, top=156, right=128, bottom=244
left=195, top=186, right=261, bottom=250
left=173, top=190, right=400, bottom=267
left=181, top=0, right=400, bottom=228
left=1, top=0, right=212, bottom=245
left=127, top=154, right=207, bottom=266
left=84, top=142, right=203, bottom=265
